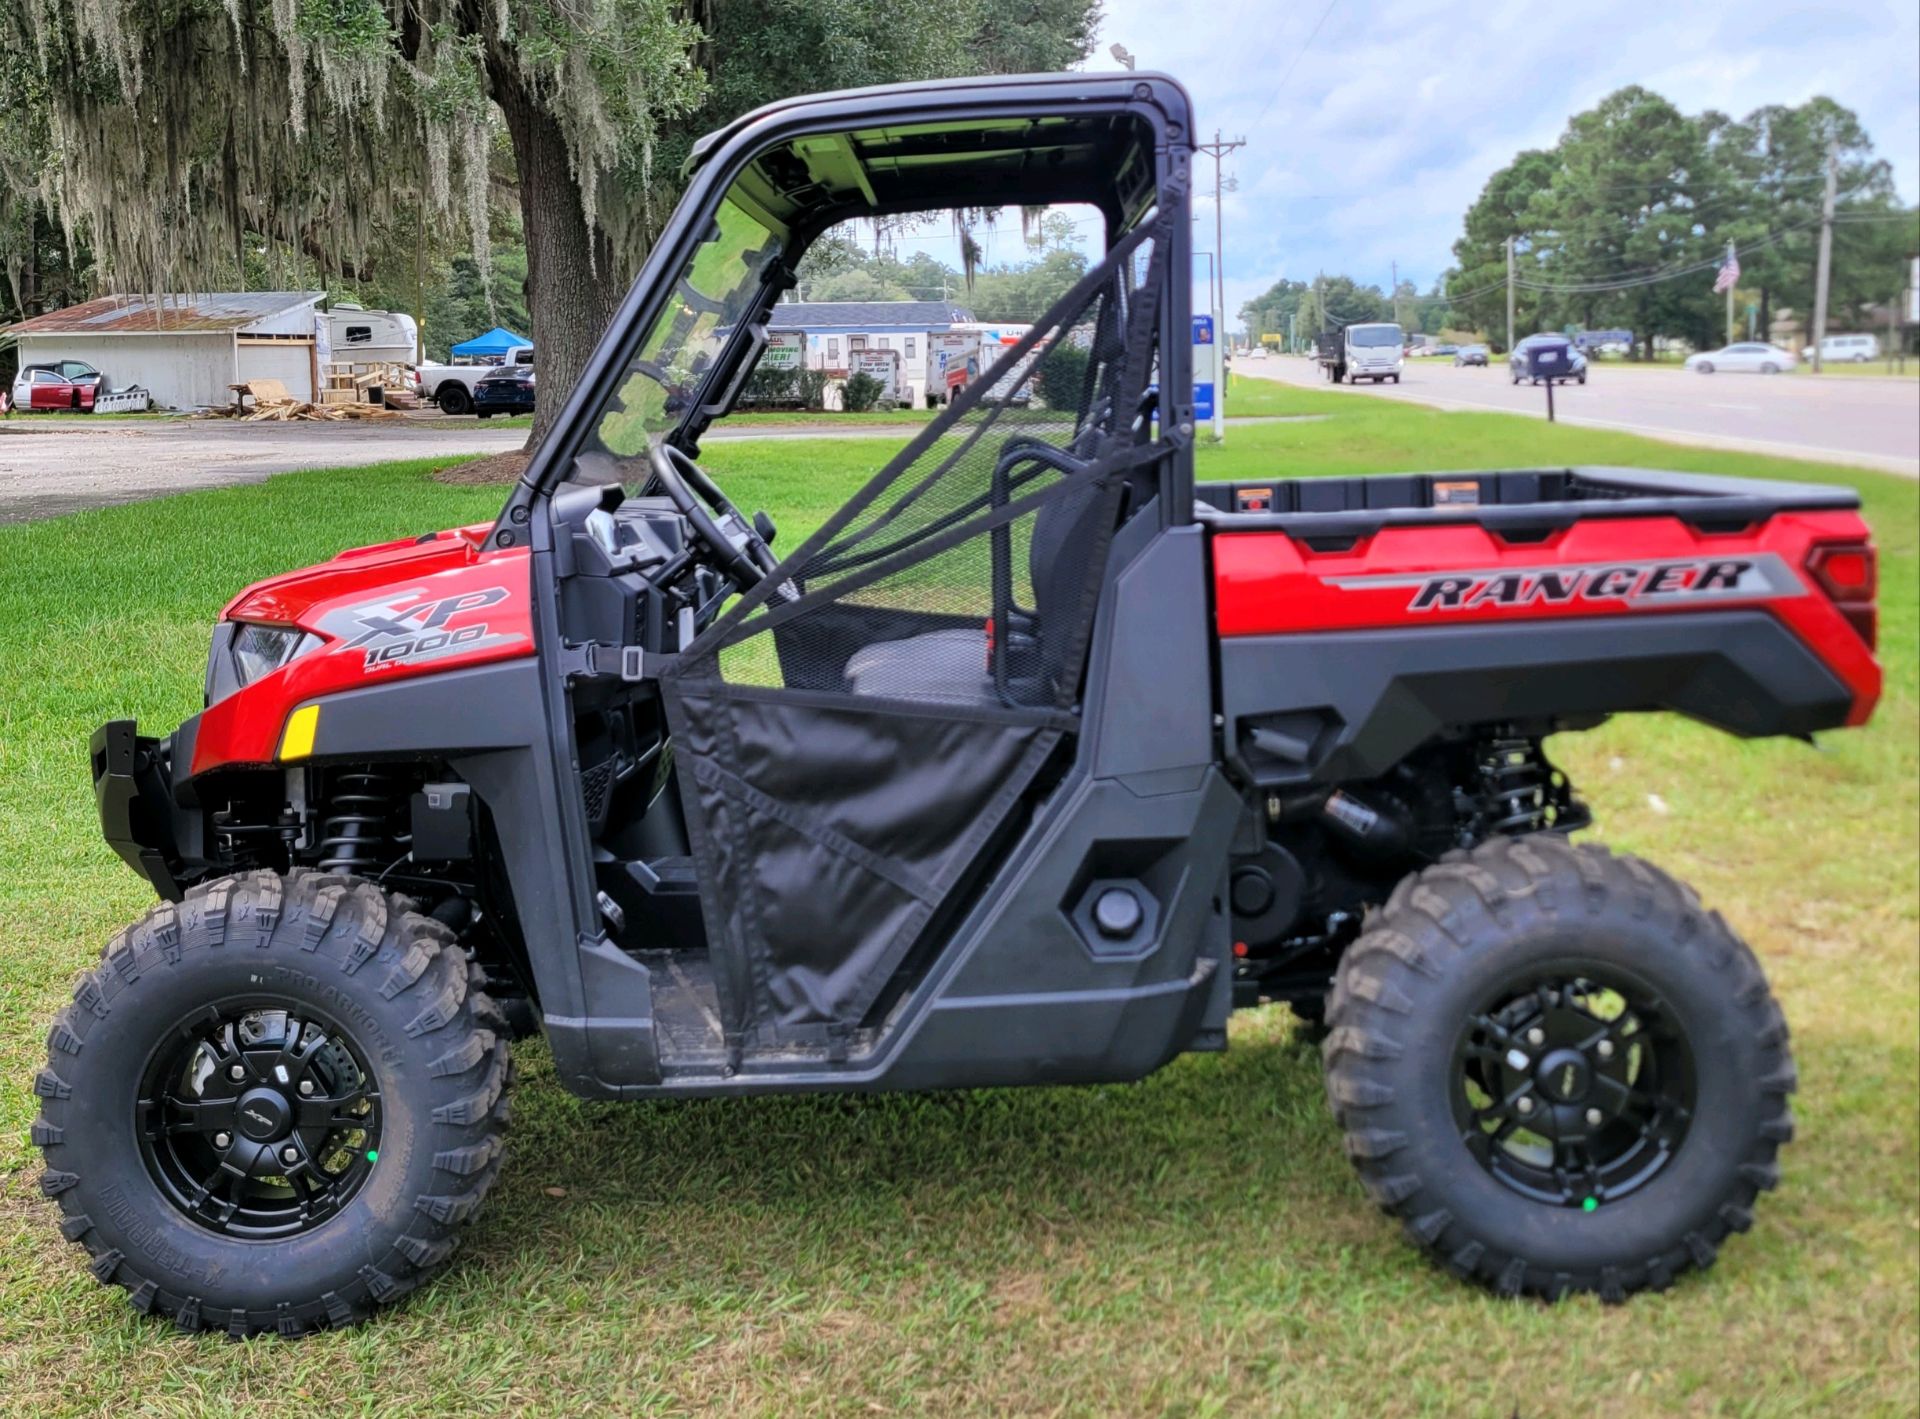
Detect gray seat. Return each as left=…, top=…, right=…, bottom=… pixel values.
left=845, top=463, right=1115, bottom=706
left=844, top=628, right=990, bottom=703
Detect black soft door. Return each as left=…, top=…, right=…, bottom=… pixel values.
left=659, top=215, right=1170, bottom=1049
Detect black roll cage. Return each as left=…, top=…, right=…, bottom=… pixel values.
left=485, top=70, right=1199, bottom=550
left=473, top=74, right=1199, bottom=1087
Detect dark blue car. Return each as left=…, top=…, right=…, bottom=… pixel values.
left=472, top=365, right=536, bottom=418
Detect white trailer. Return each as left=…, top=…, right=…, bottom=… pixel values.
left=323, top=305, right=419, bottom=366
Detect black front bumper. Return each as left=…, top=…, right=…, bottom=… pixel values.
left=91, top=719, right=198, bottom=901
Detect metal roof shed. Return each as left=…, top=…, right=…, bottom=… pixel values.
left=2, top=292, right=325, bottom=410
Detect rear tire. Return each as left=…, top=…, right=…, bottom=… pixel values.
left=34, top=870, right=512, bottom=1335
left=437, top=384, right=472, bottom=416
left=1323, top=836, right=1792, bottom=1302
left=1696, top=361, right=1714, bottom=374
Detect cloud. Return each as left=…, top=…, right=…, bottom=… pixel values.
left=1092, top=0, right=1920, bottom=323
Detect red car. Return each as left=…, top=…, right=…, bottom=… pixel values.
left=10, top=359, right=105, bottom=412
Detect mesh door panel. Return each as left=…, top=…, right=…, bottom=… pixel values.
left=659, top=214, right=1170, bottom=1045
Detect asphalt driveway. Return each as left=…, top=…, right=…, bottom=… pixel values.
left=0, top=417, right=526, bottom=522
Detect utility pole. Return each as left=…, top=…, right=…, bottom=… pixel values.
left=1196, top=129, right=1245, bottom=441
left=1391, top=259, right=1399, bottom=328
left=1725, top=240, right=1736, bottom=347
left=1504, top=235, right=1516, bottom=355
left=1811, top=138, right=1838, bottom=374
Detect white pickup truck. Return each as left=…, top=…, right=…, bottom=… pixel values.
left=418, top=346, right=534, bottom=415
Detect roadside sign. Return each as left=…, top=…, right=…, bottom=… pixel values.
left=1193, top=314, right=1216, bottom=423
left=761, top=330, right=804, bottom=370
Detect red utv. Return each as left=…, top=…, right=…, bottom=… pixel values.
left=37, top=73, right=1880, bottom=1335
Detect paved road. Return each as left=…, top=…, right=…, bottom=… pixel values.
left=0, top=417, right=526, bottom=523
left=1239, top=356, right=1920, bottom=476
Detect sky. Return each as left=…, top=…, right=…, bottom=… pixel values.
left=1073, top=0, right=1920, bottom=329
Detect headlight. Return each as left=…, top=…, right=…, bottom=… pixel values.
left=231, top=623, right=321, bottom=687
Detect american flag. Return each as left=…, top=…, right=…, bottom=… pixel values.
left=1713, top=248, right=1741, bottom=295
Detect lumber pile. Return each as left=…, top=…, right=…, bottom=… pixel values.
left=241, top=400, right=403, bottom=422
left=202, top=379, right=404, bottom=421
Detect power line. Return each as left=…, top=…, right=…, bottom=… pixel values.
left=1510, top=223, right=1830, bottom=295
left=1250, top=0, right=1342, bottom=127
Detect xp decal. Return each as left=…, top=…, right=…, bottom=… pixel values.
left=319, top=586, right=525, bottom=671
left=1330, top=554, right=1807, bottom=612
left=190, top=546, right=535, bottom=775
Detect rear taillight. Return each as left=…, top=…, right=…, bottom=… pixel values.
left=1807, top=542, right=1877, bottom=649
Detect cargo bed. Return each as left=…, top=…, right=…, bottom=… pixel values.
left=1195, top=465, right=1860, bottom=538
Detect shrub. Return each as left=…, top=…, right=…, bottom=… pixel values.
left=841, top=371, right=884, bottom=412
left=1033, top=341, right=1091, bottom=412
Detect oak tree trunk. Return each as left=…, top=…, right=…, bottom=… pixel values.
left=491, top=54, right=625, bottom=452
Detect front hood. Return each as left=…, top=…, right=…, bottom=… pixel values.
left=190, top=522, right=534, bottom=774
left=223, top=524, right=495, bottom=627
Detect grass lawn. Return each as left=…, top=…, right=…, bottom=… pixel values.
left=0, top=397, right=1915, bottom=1414
left=729, top=405, right=939, bottom=426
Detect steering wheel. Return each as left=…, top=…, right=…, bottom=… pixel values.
left=648, top=441, right=779, bottom=593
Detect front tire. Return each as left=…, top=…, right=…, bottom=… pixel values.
left=1323, top=836, right=1792, bottom=1302
left=34, top=870, right=512, bottom=1335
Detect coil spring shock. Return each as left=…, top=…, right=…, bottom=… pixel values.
left=316, top=769, right=402, bottom=874
left=1478, top=736, right=1554, bottom=834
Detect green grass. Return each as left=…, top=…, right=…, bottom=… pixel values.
left=729, top=405, right=939, bottom=426
left=1, top=400, right=1915, bottom=1414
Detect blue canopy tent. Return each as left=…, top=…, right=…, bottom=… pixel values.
left=450, top=327, right=532, bottom=362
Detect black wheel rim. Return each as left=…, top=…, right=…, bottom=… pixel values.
left=1451, top=968, right=1695, bottom=1209
left=137, top=1001, right=383, bottom=1239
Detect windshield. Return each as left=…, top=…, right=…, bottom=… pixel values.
left=582, top=197, right=783, bottom=477
left=1349, top=325, right=1402, bottom=347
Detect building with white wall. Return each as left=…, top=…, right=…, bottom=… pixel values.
left=770, top=299, right=978, bottom=407
left=3, top=292, right=325, bottom=410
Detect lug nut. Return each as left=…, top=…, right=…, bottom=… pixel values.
left=1516, top=1096, right=1535, bottom=1116
left=281, top=1145, right=300, bottom=1166
left=1585, top=1107, right=1604, bottom=1126
left=1596, top=1039, right=1615, bottom=1060
left=298, top=1079, right=315, bottom=1096
left=228, top=1064, right=246, bottom=1082
left=1526, top=1027, right=1546, bottom=1047
left=213, top=1131, right=231, bottom=1149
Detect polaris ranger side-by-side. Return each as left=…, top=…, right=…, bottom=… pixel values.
left=38, top=73, right=1881, bottom=1335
